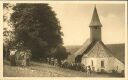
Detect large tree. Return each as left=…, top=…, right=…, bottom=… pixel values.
left=3, top=3, right=14, bottom=59
left=10, top=3, right=66, bottom=60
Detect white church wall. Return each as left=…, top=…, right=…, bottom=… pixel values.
left=81, top=57, right=124, bottom=73
left=113, top=58, right=125, bottom=73
left=105, top=57, right=115, bottom=73
left=105, top=57, right=124, bottom=73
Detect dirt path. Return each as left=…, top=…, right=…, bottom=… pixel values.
left=3, top=60, right=116, bottom=77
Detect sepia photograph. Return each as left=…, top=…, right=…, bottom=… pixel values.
left=3, top=2, right=126, bottom=77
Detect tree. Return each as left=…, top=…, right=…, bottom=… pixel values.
left=10, top=3, right=65, bottom=60
left=53, top=46, right=68, bottom=65
left=3, top=3, right=14, bottom=59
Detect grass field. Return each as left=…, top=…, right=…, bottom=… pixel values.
left=3, top=60, right=122, bottom=77
left=3, top=44, right=124, bottom=77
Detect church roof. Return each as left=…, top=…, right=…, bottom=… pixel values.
left=67, top=39, right=92, bottom=62
left=89, top=7, right=102, bottom=27
left=82, top=41, right=125, bottom=64
left=67, top=39, right=97, bottom=62
left=67, top=41, right=125, bottom=64
left=107, top=44, right=125, bottom=64
left=74, top=39, right=92, bottom=57
left=83, top=41, right=113, bottom=58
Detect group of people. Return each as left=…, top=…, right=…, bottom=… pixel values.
left=46, top=57, right=58, bottom=66
left=46, top=58, right=92, bottom=76
left=46, top=57, right=93, bottom=76
left=86, top=66, right=92, bottom=76
left=9, top=49, right=31, bottom=67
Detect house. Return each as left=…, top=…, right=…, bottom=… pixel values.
left=67, top=6, right=125, bottom=73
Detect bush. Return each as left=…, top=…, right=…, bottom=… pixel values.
left=61, top=61, right=70, bottom=68
left=14, top=50, right=31, bottom=66
left=9, top=55, right=16, bottom=66
left=61, top=61, right=86, bottom=72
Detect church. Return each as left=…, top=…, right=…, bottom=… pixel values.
left=67, top=7, right=125, bottom=73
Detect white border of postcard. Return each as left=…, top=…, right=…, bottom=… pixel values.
left=1, top=1, right=128, bottom=80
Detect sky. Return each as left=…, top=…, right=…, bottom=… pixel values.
left=50, top=4, right=125, bottom=46
left=4, top=3, right=126, bottom=46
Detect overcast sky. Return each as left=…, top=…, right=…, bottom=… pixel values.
left=4, top=3, right=125, bottom=46
left=50, top=4, right=125, bottom=46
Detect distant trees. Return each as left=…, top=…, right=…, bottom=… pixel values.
left=4, top=3, right=68, bottom=62
left=53, top=46, right=68, bottom=65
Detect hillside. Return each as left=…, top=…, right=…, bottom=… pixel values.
left=4, top=60, right=118, bottom=77
left=66, top=45, right=81, bottom=54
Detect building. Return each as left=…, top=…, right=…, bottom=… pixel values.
left=67, top=6, right=125, bottom=73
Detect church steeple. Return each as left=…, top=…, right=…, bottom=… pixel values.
left=89, top=6, right=102, bottom=27
left=89, top=6, right=102, bottom=42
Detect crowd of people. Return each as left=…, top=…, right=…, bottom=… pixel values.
left=46, top=57, right=92, bottom=76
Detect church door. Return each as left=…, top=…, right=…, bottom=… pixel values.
left=101, top=61, right=105, bottom=72
left=101, top=61, right=104, bottom=68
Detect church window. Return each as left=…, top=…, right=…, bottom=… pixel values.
left=91, top=60, right=93, bottom=66
left=101, top=61, right=104, bottom=67
left=94, top=27, right=98, bottom=29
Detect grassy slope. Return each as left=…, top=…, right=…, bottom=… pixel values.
left=4, top=60, right=119, bottom=77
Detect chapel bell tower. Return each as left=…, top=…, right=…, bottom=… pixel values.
left=89, top=6, right=102, bottom=42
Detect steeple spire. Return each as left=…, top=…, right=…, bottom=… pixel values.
left=89, top=6, right=102, bottom=27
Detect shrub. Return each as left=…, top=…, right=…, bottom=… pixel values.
left=61, top=61, right=86, bottom=72
left=14, top=50, right=31, bottom=66
left=61, top=61, right=70, bottom=68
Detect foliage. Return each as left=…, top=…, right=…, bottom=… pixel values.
left=3, top=3, right=15, bottom=59
left=3, top=3, right=13, bottom=21
left=61, top=61, right=86, bottom=72
left=54, top=46, right=68, bottom=59
left=9, top=3, right=67, bottom=60
left=51, top=46, right=68, bottom=65
left=9, top=49, right=31, bottom=66
left=15, top=49, right=32, bottom=66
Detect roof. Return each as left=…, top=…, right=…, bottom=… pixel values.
left=74, top=39, right=92, bottom=57
left=107, top=43, right=125, bottom=63
left=83, top=41, right=125, bottom=64
left=67, top=39, right=92, bottom=62
left=89, top=7, right=102, bottom=27
left=67, top=39, right=97, bottom=62
left=66, top=42, right=125, bottom=63
left=83, top=41, right=113, bottom=58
